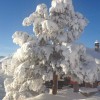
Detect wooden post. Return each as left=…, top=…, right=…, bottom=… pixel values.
left=73, top=82, right=79, bottom=92
left=93, top=81, right=98, bottom=88
left=52, top=71, right=58, bottom=95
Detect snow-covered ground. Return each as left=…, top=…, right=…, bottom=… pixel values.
left=25, top=88, right=100, bottom=100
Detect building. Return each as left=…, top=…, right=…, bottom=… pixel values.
left=95, top=40, right=100, bottom=52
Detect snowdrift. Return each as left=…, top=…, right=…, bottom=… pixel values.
left=25, top=93, right=100, bottom=100
left=26, top=94, right=67, bottom=100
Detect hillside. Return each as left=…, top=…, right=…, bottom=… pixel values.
left=86, top=48, right=100, bottom=59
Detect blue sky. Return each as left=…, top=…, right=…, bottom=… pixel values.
left=0, top=0, right=100, bottom=56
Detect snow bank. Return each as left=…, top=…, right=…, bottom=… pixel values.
left=25, top=88, right=100, bottom=100
left=77, top=97, right=100, bottom=100
left=25, top=88, right=86, bottom=100
left=26, top=94, right=67, bottom=100
left=79, top=88, right=98, bottom=94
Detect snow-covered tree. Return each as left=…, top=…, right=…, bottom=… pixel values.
left=3, top=0, right=98, bottom=100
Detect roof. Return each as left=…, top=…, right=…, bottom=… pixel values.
left=95, top=40, right=99, bottom=44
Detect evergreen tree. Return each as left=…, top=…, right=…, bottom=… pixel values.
left=3, top=0, right=98, bottom=100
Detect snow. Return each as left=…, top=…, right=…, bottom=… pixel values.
left=86, top=48, right=100, bottom=81
left=95, top=40, right=99, bottom=44
left=25, top=88, right=100, bottom=100
left=1, top=0, right=99, bottom=100
left=12, top=31, right=34, bottom=46
left=80, top=98, right=100, bottom=100
left=79, top=88, right=98, bottom=94
left=0, top=57, right=8, bottom=100
left=41, top=20, right=59, bottom=33
left=0, top=56, right=9, bottom=63
left=86, top=48, right=100, bottom=67
left=0, top=48, right=99, bottom=100
left=59, top=44, right=98, bottom=84
left=0, top=56, right=99, bottom=100
left=26, top=94, right=67, bottom=100
left=86, top=48, right=100, bottom=60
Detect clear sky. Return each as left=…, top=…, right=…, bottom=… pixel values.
left=0, top=0, right=100, bottom=56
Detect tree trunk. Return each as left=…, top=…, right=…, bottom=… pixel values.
left=73, top=82, right=79, bottom=92
left=93, top=81, right=98, bottom=88
left=85, top=82, right=92, bottom=88
left=52, top=71, right=58, bottom=95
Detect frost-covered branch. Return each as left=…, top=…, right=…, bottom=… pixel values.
left=3, top=0, right=97, bottom=100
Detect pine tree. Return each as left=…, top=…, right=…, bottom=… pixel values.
left=3, top=0, right=98, bottom=100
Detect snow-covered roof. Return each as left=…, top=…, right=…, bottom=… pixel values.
left=95, top=40, right=99, bottom=44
